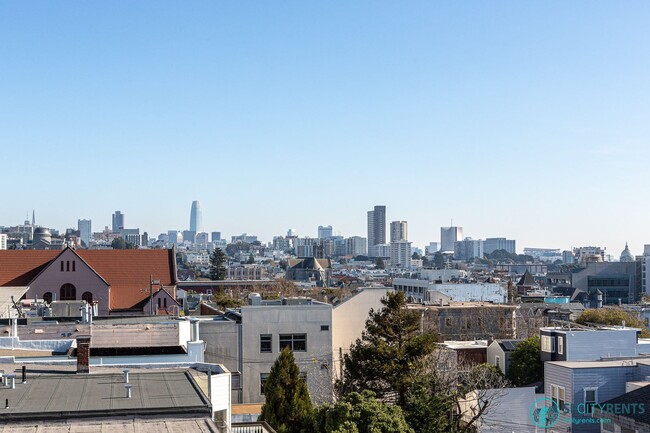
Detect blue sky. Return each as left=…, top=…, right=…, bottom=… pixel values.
left=1, top=2, right=649, bottom=255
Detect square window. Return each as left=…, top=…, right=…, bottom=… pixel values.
left=279, top=334, right=307, bottom=352
left=260, top=334, right=272, bottom=353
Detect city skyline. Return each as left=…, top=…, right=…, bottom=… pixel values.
left=2, top=2, right=650, bottom=253
left=0, top=202, right=642, bottom=256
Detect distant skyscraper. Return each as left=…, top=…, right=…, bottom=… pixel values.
left=367, top=205, right=386, bottom=257
left=32, top=210, right=35, bottom=226
left=78, top=219, right=92, bottom=248
left=211, top=231, right=221, bottom=242
left=112, top=211, right=124, bottom=232
left=440, top=226, right=463, bottom=252
left=189, top=200, right=203, bottom=233
left=483, top=237, right=516, bottom=255
left=318, top=225, right=333, bottom=239
left=390, top=221, right=408, bottom=243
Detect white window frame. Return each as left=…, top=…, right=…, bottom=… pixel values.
left=584, top=387, right=598, bottom=414
left=551, top=384, right=566, bottom=412
left=495, top=355, right=501, bottom=370
left=557, top=336, right=564, bottom=355
left=541, top=335, right=555, bottom=353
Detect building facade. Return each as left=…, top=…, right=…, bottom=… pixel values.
left=367, top=205, right=386, bottom=256
left=483, top=237, right=516, bottom=255
left=440, top=226, right=463, bottom=253
left=190, top=200, right=203, bottom=233
left=389, top=221, right=407, bottom=243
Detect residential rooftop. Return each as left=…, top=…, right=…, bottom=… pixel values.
left=0, top=370, right=210, bottom=422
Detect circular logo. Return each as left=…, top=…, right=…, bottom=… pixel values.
left=530, top=397, right=561, bottom=428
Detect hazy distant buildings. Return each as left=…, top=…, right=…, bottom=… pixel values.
left=0, top=234, right=7, bottom=250
left=78, top=219, right=91, bottom=248
left=182, top=230, right=196, bottom=244
left=296, top=237, right=316, bottom=257
left=211, top=232, right=221, bottom=242
left=345, top=236, right=367, bottom=257
left=367, top=205, right=386, bottom=257
left=620, top=243, right=634, bottom=262
left=440, top=226, right=463, bottom=252
left=390, top=221, right=408, bottom=243
left=232, top=233, right=258, bottom=244
left=168, top=230, right=181, bottom=245
left=195, top=232, right=209, bottom=246
left=483, top=238, right=516, bottom=255
left=317, top=225, right=333, bottom=239
left=111, top=211, right=124, bottom=232
left=189, top=200, right=203, bottom=233
left=523, top=248, right=562, bottom=262
left=454, top=238, right=484, bottom=261
left=426, top=242, right=439, bottom=255
left=390, top=240, right=412, bottom=268
left=574, top=246, right=606, bottom=263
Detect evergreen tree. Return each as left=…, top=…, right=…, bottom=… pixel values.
left=209, top=247, right=228, bottom=280
left=507, top=335, right=543, bottom=386
left=375, top=257, right=385, bottom=269
left=260, top=347, right=313, bottom=433
left=337, top=291, right=437, bottom=407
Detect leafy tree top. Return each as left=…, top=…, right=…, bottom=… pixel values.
left=576, top=308, right=650, bottom=337
left=314, top=390, right=414, bottom=433
left=507, top=335, right=543, bottom=386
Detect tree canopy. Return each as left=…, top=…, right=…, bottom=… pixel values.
left=209, top=247, right=228, bottom=280
left=313, top=390, right=414, bottom=433
left=507, top=335, right=543, bottom=386
left=337, top=291, right=438, bottom=406
left=260, top=347, right=313, bottom=433
left=576, top=308, right=650, bottom=337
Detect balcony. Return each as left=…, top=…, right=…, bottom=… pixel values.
left=230, top=422, right=277, bottom=433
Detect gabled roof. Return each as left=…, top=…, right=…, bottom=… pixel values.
left=0, top=248, right=177, bottom=310
left=0, top=250, right=59, bottom=286
left=517, top=271, right=536, bottom=287
left=496, top=339, right=521, bottom=352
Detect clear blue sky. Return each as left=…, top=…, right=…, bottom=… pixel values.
left=2, top=2, right=649, bottom=255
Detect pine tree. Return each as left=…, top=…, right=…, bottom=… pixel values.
left=337, top=291, right=438, bottom=407
left=209, top=247, right=228, bottom=280
left=260, top=347, right=313, bottom=433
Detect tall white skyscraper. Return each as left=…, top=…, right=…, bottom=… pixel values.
left=190, top=200, right=203, bottom=233
left=78, top=219, right=92, bottom=248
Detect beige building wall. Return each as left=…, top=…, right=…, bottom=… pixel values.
left=332, top=288, right=393, bottom=379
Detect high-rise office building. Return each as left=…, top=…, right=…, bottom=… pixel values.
left=483, top=237, right=516, bottom=255
left=211, top=232, right=221, bottom=242
left=390, top=240, right=412, bottom=268
left=190, top=200, right=203, bottom=233
left=345, top=236, right=367, bottom=257
left=318, top=225, right=333, bottom=239
left=390, top=221, right=408, bottom=243
left=78, top=219, right=92, bottom=248
left=440, top=226, right=463, bottom=252
left=367, top=205, right=386, bottom=257
left=112, top=211, right=124, bottom=232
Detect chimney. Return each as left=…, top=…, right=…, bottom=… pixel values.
left=76, top=335, right=91, bottom=373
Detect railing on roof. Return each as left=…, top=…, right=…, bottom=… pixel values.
left=231, top=421, right=277, bottom=433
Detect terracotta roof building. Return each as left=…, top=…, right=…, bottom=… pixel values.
left=0, top=247, right=177, bottom=315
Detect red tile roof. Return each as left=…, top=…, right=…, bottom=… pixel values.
left=0, top=250, right=58, bottom=286
left=0, top=249, right=176, bottom=310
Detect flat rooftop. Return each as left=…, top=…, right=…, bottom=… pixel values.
left=0, top=370, right=210, bottom=421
